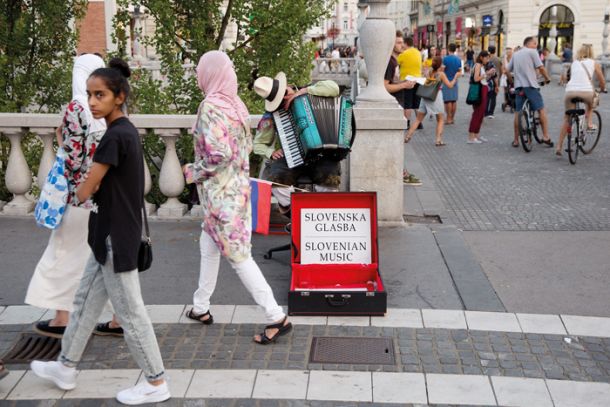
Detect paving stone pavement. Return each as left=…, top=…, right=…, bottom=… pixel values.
left=408, top=80, right=610, bottom=231
left=2, top=322, right=610, bottom=384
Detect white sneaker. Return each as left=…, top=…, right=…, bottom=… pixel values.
left=116, top=380, right=171, bottom=405
left=478, top=136, right=489, bottom=142
left=30, top=361, right=77, bottom=390
left=486, top=115, right=495, bottom=119
left=467, top=139, right=483, bottom=144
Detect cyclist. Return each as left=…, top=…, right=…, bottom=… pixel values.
left=507, top=36, right=553, bottom=148
left=555, top=44, right=606, bottom=156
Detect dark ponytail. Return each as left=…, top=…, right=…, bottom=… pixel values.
left=90, top=57, right=131, bottom=107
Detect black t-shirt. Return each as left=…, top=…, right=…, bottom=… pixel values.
left=466, top=50, right=474, bottom=61
left=88, top=117, right=144, bottom=272
left=385, top=56, right=405, bottom=106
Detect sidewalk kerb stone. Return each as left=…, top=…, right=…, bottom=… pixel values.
left=561, top=315, right=610, bottom=338
left=307, top=371, right=372, bottom=402
left=185, top=369, right=256, bottom=398
left=546, top=379, right=610, bottom=407
left=516, top=313, right=567, bottom=336
left=252, top=369, right=309, bottom=400
left=327, top=316, right=371, bottom=326
left=491, top=376, right=553, bottom=407
left=0, top=306, right=5, bottom=316
left=372, top=372, right=427, bottom=404
left=145, top=305, right=186, bottom=324
left=422, top=309, right=467, bottom=329
left=6, top=371, right=64, bottom=400
left=63, top=369, right=140, bottom=399
left=231, top=306, right=269, bottom=324
left=288, top=315, right=328, bottom=325
left=0, top=370, right=25, bottom=399
left=0, top=306, right=46, bottom=325
left=371, top=308, right=422, bottom=328
left=465, top=311, right=522, bottom=333
left=426, top=373, right=497, bottom=405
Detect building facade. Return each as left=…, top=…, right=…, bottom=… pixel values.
left=305, top=0, right=361, bottom=52
left=408, top=0, right=608, bottom=58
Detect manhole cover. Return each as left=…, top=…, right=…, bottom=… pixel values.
left=403, top=214, right=442, bottom=224
left=310, top=337, right=395, bottom=365
left=1, top=333, right=61, bottom=364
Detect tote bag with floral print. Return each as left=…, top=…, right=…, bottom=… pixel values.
left=35, top=148, right=69, bottom=229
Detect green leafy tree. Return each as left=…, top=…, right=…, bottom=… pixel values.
left=114, top=0, right=333, bottom=114
left=0, top=0, right=88, bottom=112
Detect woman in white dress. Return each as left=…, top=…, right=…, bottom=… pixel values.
left=25, top=54, right=106, bottom=338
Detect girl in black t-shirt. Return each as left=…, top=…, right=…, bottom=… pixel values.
left=30, top=58, right=170, bottom=406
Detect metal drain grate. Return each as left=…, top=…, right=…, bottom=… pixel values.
left=310, top=337, right=395, bottom=365
left=403, top=214, right=442, bottom=224
left=1, top=333, right=61, bottom=363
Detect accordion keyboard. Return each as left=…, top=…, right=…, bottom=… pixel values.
left=272, top=109, right=306, bottom=169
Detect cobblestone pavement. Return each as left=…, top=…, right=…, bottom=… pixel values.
left=409, top=81, right=610, bottom=231
left=2, top=323, right=609, bottom=384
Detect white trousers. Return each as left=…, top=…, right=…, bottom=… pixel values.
left=25, top=205, right=91, bottom=311
left=192, top=230, right=285, bottom=323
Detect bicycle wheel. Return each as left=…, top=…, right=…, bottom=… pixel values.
left=518, top=110, right=533, bottom=152
left=580, top=110, right=602, bottom=154
left=532, top=109, right=542, bottom=143
left=567, top=117, right=579, bottom=164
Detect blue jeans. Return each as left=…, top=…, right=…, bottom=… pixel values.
left=515, top=87, right=544, bottom=112
left=59, top=240, right=165, bottom=381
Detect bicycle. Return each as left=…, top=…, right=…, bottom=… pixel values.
left=565, top=95, right=602, bottom=164
left=517, top=83, right=547, bottom=152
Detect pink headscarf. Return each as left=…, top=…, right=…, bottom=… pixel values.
left=195, top=51, right=249, bottom=129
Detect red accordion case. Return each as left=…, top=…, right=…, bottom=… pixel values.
left=288, top=192, right=387, bottom=316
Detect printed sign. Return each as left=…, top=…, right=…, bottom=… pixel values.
left=482, top=15, right=493, bottom=27
left=301, top=208, right=372, bottom=264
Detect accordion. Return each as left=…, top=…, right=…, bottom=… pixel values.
left=272, top=95, right=355, bottom=168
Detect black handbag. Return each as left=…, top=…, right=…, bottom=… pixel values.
left=138, top=203, right=152, bottom=272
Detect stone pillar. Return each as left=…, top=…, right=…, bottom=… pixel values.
left=545, top=7, right=562, bottom=79
left=157, top=130, right=187, bottom=218
left=138, top=129, right=156, bottom=216
left=350, top=0, right=406, bottom=223
left=600, top=7, right=610, bottom=81
left=2, top=128, right=35, bottom=215
left=36, top=128, right=56, bottom=190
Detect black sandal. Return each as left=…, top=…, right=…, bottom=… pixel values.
left=254, top=316, right=292, bottom=345
left=93, top=321, right=124, bottom=337
left=186, top=309, right=214, bottom=325
left=512, top=141, right=519, bottom=148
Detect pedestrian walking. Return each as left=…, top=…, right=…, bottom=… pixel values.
left=182, top=51, right=292, bottom=344
left=31, top=58, right=170, bottom=405
left=467, top=51, right=491, bottom=144
left=25, top=53, right=106, bottom=339
left=442, top=43, right=462, bottom=124
left=397, top=36, right=424, bottom=130
left=404, top=56, right=461, bottom=146
left=556, top=44, right=606, bottom=156
left=465, top=46, right=475, bottom=72
left=485, top=46, right=502, bottom=118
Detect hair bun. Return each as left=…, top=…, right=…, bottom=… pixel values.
left=108, top=57, right=131, bottom=78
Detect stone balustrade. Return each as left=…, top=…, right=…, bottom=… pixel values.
left=311, top=58, right=358, bottom=86
left=0, top=113, right=261, bottom=218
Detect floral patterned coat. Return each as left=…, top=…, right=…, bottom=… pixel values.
left=61, top=100, right=105, bottom=209
left=184, top=103, right=252, bottom=263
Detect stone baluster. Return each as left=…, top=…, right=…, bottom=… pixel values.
left=157, top=129, right=187, bottom=218
left=36, top=128, right=56, bottom=189
left=2, top=128, right=35, bottom=215
left=138, top=128, right=156, bottom=216
left=350, top=0, right=406, bottom=223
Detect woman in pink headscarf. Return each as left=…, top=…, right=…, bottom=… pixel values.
left=183, top=51, right=291, bottom=344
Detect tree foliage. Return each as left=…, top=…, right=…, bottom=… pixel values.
left=114, top=0, right=332, bottom=114
left=0, top=0, right=88, bottom=112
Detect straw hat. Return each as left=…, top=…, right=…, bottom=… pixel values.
left=253, top=72, right=287, bottom=112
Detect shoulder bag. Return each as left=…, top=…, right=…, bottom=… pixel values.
left=138, top=202, right=153, bottom=272
left=416, top=76, right=442, bottom=101
left=466, top=67, right=482, bottom=105
left=34, top=148, right=69, bottom=229
left=580, top=61, right=599, bottom=108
